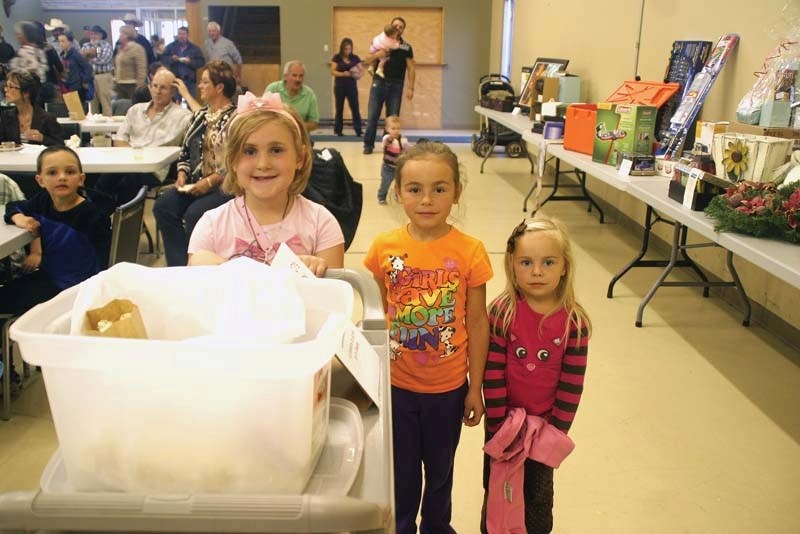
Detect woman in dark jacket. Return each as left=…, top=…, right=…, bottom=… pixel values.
left=0, top=70, right=63, bottom=146
left=57, top=31, right=93, bottom=102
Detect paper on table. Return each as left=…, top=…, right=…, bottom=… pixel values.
left=617, top=159, right=633, bottom=179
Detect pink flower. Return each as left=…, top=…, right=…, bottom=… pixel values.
left=727, top=193, right=743, bottom=207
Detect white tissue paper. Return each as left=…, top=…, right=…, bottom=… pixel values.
left=70, top=259, right=306, bottom=343
left=66, top=134, right=81, bottom=149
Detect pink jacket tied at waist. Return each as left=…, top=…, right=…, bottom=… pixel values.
left=483, top=408, right=575, bottom=534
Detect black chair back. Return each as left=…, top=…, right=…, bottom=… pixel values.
left=44, top=101, right=70, bottom=118
left=109, top=186, right=147, bottom=266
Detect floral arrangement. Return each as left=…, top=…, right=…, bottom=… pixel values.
left=704, top=180, right=800, bottom=243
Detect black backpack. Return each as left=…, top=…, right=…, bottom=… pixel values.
left=302, top=147, right=363, bottom=251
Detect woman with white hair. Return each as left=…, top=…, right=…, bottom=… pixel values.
left=114, top=25, right=146, bottom=99
left=9, top=21, right=47, bottom=84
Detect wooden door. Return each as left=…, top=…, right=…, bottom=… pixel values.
left=332, top=7, right=443, bottom=129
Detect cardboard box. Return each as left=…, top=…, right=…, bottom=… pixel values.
left=759, top=99, right=792, bottom=128
left=668, top=180, right=716, bottom=211
left=727, top=122, right=800, bottom=140
left=556, top=74, right=581, bottom=103
left=695, top=121, right=729, bottom=152
left=655, top=154, right=693, bottom=180
left=529, top=77, right=560, bottom=121
left=592, top=103, right=657, bottom=167
left=616, top=152, right=655, bottom=175
left=667, top=163, right=726, bottom=211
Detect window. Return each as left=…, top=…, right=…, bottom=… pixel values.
left=111, top=8, right=187, bottom=45
left=500, top=0, right=514, bottom=80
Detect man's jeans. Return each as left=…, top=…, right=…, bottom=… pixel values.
left=363, top=78, right=404, bottom=150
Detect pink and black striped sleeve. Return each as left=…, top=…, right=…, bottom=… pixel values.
left=551, top=316, right=589, bottom=433
left=483, top=304, right=508, bottom=435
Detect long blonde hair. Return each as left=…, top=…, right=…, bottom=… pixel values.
left=489, top=215, right=592, bottom=342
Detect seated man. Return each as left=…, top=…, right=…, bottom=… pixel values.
left=92, top=69, right=192, bottom=214
left=263, top=60, right=320, bottom=132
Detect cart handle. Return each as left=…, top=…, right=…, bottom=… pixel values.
left=479, top=73, right=511, bottom=84
left=325, top=269, right=386, bottom=331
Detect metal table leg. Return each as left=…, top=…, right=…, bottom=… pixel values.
left=679, top=226, right=711, bottom=297
left=727, top=251, right=751, bottom=326
left=479, top=135, right=498, bottom=174
left=530, top=158, right=605, bottom=222
left=631, top=221, right=752, bottom=328
left=608, top=205, right=655, bottom=297
left=636, top=222, right=682, bottom=327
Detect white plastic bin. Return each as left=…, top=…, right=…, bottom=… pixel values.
left=10, top=263, right=354, bottom=495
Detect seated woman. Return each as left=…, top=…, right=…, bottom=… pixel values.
left=153, top=60, right=237, bottom=266
left=0, top=70, right=63, bottom=146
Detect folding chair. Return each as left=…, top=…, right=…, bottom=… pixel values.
left=109, top=186, right=147, bottom=266
left=1, top=174, right=26, bottom=420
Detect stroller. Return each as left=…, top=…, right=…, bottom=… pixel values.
left=472, top=74, right=526, bottom=158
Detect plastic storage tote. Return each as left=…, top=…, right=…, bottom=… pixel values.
left=0, top=268, right=395, bottom=533
left=7, top=263, right=354, bottom=495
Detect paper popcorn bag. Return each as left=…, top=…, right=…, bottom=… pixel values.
left=83, top=299, right=148, bottom=339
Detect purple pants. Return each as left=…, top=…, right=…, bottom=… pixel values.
left=392, top=382, right=467, bottom=534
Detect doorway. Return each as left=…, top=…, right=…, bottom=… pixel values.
left=332, top=7, right=444, bottom=129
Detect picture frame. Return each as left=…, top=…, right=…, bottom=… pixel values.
left=517, top=57, right=569, bottom=109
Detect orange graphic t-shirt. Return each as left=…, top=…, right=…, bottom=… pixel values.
left=364, top=225, right=493, bottom=393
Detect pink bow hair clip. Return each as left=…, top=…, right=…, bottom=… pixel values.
left=236, top=91, right=283, bottom=114
left=233, top=91, right=303, bottom=136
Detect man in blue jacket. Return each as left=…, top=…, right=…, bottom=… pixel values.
left=163, top=27, right=205, bottom=98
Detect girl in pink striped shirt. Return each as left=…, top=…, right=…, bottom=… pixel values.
left=482, top=216, right=591, bottom=533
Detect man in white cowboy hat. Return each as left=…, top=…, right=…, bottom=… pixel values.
left=44, top=18, right=79, bottom=51
left=117, top=12, right=155, bottom=65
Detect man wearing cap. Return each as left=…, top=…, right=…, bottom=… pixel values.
left=81, top=25, right=113, bottom=116
left=163, top=27, right=205, bottom=98
left=44, top=18, right=80, bottom=52
left=117, top=13, right=155, bottom=65
left=204, top=22, right=242, bottom=82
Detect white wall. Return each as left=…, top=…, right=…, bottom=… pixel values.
left=494, top=0, right=800, bottom=336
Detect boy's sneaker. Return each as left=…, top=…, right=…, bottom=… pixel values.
left=378, top=199, right=387, bottom=205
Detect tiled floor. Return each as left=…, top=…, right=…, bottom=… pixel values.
left=1, top=141, right=800, bottom=533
